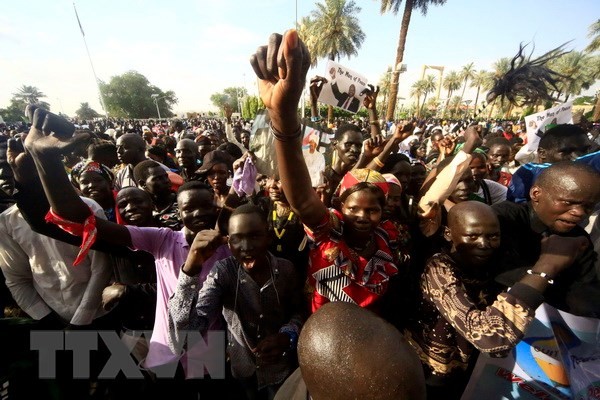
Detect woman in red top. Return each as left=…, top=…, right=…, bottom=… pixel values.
left=250, top=31, right=405, bottom=313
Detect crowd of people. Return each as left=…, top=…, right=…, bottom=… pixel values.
left=0, top=29, right=599, bottom=400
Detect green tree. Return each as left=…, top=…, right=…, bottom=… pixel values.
left=585, top=19, right=600, bottom=53
left=470, top=70, right=493, bottom=117
left=297, top=16, right=320, bottom=67
left=586, top=20, right=600, bottom=121
left=378, top=66, right=393, bottom=112
left=0, top=99, right=27, bottom=123
left=455, top=62, right=476, bottom=114
left=75, top=102, right=100, bottom=120
left=379, top=0, right=447, bottom=121
left=308, top=0, right=365, bottom=122
left=99, top=71, right=177, bottom=118
left=486, top=57, right=512, bottom=118
left=441, top=70, right=461, bottom=118
left=210, top=87, right=248, bottom=117
left=551, top=51, right=598, bottom=102
left=411, top=75, right=436, bottom=117
left=241, top=95, right=264, bottom=120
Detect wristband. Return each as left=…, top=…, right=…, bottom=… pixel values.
left=269, top=122, right=303, bottom=142
left=373, top=157, right=385, bottom=168
left=526, top=269, right=554, bottom=285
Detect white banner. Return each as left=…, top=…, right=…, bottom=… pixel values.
left=318, top=60, right=368, bottom=114
left=524, top=102, right=573, bottom=152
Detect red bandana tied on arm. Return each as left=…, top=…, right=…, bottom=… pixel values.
left=45, top=207, right=97, bottom=266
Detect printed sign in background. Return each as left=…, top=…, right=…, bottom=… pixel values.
left=318, top=60, right=369, bottom=114
left=460, top=303, right=600, bottom=400
left=524, top=102, right=573, bottom=152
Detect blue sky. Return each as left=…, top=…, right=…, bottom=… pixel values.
left=1, top=0, right=599, bottom=117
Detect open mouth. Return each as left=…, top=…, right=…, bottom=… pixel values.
left=557, top=219, right=578, bottom=228
left=240, top=256, right=256, bottom=269
left=126, top=212, right=143, bottom=221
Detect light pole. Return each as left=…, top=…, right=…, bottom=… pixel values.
left=151, top=94, right=162, bottom=120
left=463, top=100, right=472, bottom=119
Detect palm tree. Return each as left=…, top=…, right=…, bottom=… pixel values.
left=420, top=75, right=437, bottom=117
left=379, top=0, right=448, bottom=122
left=585, top=19, right=600, bottom=53
left=309, top=0, right=366, bottom=121
left=13, top=85, right=50, bottom=109
left=455, top=63, right=476, bottom=114
left=487, top=57, right=511, bottom=118
left=297, top=16, right=320, bottom=67
left=378, top=66, right=393, bottom=111
left=409, top=80, right=425, bottom=118
left=441, top=70, right=461, bottom=118
left=583, top=20, right=600, bottom=121
left=411, top=75, right=436, bottom=117
left=551, top=51, right=597, bottom=102
left=470, top=70, right=493, bottom=118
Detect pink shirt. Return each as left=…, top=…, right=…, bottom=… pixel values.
left=126, top=226, right=230, bottom=369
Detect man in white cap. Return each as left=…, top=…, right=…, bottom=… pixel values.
left=302, top=130, right=325, bottom=188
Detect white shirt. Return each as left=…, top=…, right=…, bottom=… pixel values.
left=0, top=199, right=112, bottom=325
left=476, top=179, right=508, bottom=205
left=303, top=148, right=326, bottom=187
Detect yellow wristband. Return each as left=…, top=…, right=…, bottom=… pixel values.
left=373, top=157, right=384, bottom=168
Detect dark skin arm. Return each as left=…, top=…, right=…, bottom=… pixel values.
left=309, top=76, right=327, bottom=119
left=362, top=84, right=381, bottom=139
left=250, top=31, right=326, bottom=228
left=24, top=106, right=133, bottom=247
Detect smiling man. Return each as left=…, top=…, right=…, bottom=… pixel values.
left=493, top=161, right=600, bottom=317
left=405, top=201, right=589, bottom=399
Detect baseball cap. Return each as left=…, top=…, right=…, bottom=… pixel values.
left=196, top=150, right=233, bottom=174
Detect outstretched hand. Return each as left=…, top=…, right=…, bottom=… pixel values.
left=24, top=105, right=90, bottom=157
left=461, top=124, right=483, bottom=154
left=362, top=135, right=387, bottom=159
left=6, top=137, right=36, bottom=184
left=309, top=76, right=328, bottom=104
left=362, top=84, right=379, bottom=110
left=393, top=121, right=415, bottom=142
left=250, top=30, right=311, bottom=134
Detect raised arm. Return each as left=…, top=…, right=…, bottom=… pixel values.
left=23, top=106, right=132, bottom=247
left=362, top=84, right=382, bottom=139
left=250, top=31, right=327, bottom=228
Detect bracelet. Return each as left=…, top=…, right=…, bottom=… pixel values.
left=311, top=116, right=321, bottom=122
left=526, top=269, right=554, bottom=285
left=373, top=156, right=384, bottom=168
left=269, top=122, right=303, bottom=142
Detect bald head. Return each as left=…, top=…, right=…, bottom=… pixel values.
left=298, top=302, right=425, bottom=400
left=533, top=162, right=600, bottom=196
left=116, top=133, right=147, bottom=165
left=447, top=200, right=499, bottom=229
left=117, top=133, right=146, bottom=148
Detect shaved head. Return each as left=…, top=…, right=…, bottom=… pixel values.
left=447, top=200, right=499, bottom=229
left=298, top=302, right=425, bottom=400
left=533, top=162, right=599, bottom=196
left=117, top=133, right=146, bottom=149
